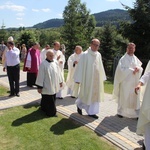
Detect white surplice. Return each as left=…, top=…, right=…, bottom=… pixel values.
left=66, top=52, right=82, bottom=97
left=136, top=72, right=150, bottom=150
left=40, top=48, right=48, bottom=62
left=74, top=47, right=106, bottom=115
left=53, top=49, right=66, bottom=97
left=113, top=53, right=143, bottom=118
left=140, top=60, right=150, bottom=101
left=35, top=59, right=63, bottom=95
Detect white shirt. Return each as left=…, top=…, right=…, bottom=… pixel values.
left=40, top=48, right=48, bottom=62
left=5, top=47, right=20, bottom=67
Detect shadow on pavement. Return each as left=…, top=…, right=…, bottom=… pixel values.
left=56, top=96, right=76, bottom=106
left=0, top=95, right=18, bottom=101
left=0, top=74, right=7, bottom=78
left=95, top=115, right=138, bottom=135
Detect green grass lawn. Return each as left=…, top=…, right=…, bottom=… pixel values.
left=0, top=72, right=116, bottom=150
left=104, top=80, right=113, bottom=94
left=0, top=85, right=8, bottom=96
left=0, top=105, right=118, bottom=150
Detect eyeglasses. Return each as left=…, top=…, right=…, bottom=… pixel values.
left=92, top=43, right=100, bottom=47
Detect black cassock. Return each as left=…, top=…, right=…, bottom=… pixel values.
left=41, top=94, right=56, bottom=117
left=27, top=72, right=37, bottom=87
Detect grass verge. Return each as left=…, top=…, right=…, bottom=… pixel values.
left=0, top=85, right=8, bottom=96
left=0, top=105, right=118, bottom=150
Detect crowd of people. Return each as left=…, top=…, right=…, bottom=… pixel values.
left=1, top=36, right=150, bottom=149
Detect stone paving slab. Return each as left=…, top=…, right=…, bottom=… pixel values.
left=0, top=64, right=144, bottom=150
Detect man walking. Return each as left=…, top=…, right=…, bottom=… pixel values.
left=74, top=39, right=106, bottom=119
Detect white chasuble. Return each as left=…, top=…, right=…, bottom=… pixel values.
left=113, top=53, right=143, bottom=118
left=74, top=48, right=106, bottom=115
left=137, top=72, right=150, bottom=135
left=66, top=53, right=82, bottom=97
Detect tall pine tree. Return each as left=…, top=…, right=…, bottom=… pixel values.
left=62, top=0, right=96, bottom=58
left=120, top=0, right=150, bottom=59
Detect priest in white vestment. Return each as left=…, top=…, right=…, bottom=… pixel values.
left=135, top=71, right=150, bottom=150
left=40, top=44, right=50, bottom=62
left=36, top=50, right=63, bottom=117
left=140, top=60, right=150, bottom=103
left=113, top=43, right=143, bottom=118
left=52, top=41, right=66, bottom=99
left=74, top=39, right=106, bottom=119
left=66, top=45, right=83, bottom=98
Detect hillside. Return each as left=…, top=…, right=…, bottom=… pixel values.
left=32, top=9, right=131, bottom=29
left=93, top=9, right=131, bottom=27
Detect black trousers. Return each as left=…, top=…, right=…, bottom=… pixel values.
left=27, top=72, right=36, bottom=87
left=7, top=64, right=20, bottom=95
left=41, top=94, right=56, bottom=117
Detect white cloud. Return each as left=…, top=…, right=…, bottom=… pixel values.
left=41, top=8, right=50, bottom=12
left=0, top=2, right=26, bottom=12
left=32, top=9, right=39, bottom=12
left=16, top=13, right=25, bottom=16
left=16, top=17, right=23, bottom=20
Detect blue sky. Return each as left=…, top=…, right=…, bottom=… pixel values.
left=0, top=0, right=135, bottom=28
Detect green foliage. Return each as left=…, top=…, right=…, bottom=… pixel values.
left=100, top=24, right=117, bottom=60
left=94, top=9, right=131, bottom=27
left=120, top=0, right=150, bottom=59
left=62, top=0, right=96, bottom=58
left=18, top=30, right=37, bottom=48
left=94, top=24, right=129, bottom=77
left=0, top=24, right=8, bottom=42
left=31, top=9, right=130, bottom=29
left=39, top=28, right=62, bottom=47
left=33, top=19, right=64, bottom=29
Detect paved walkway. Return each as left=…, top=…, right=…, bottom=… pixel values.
left=0, top=64, right=143, bottom=150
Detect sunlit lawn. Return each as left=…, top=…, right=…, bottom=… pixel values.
left=0, top=85, right=8, bottom=96
left=104, top=80, right=113, bottom=94
left=0, top=68, right=116, bottom=150
left=0, top=104, right=118, bottom=150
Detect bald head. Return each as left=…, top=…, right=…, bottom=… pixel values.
left=53, top=41, right=60, bottom=50
left=90, top=38, right=100, bottom=52
left=75, top=45, right=82, bottom=54
left=46, top=49, right=54, bottom=61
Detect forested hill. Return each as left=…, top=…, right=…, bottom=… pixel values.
left=93, top=9, right=131, bottom=26
left=32, top=9, right=131, bottom=29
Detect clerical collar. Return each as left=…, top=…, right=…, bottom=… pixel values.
left=46, top=59, right=53, bottom=63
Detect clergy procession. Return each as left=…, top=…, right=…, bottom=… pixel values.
left=1, top=36, right=150, bottom=150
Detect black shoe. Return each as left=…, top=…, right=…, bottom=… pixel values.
left=142, top=143, right=145, bottom=150
left=88, top=115, right=99, bottom=119
left=27, top=85, right=33, bottom=87
left=71, top=96, right=76, bottom=98
left=16, top=93, right=20, bottom=97
left=77, top=107, right=82, bottom=115
left=117, top=114, right=123, bottom=118
left=57, top=97, right=63, bottom=99
left=8, top=94, right=15, bottom=97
